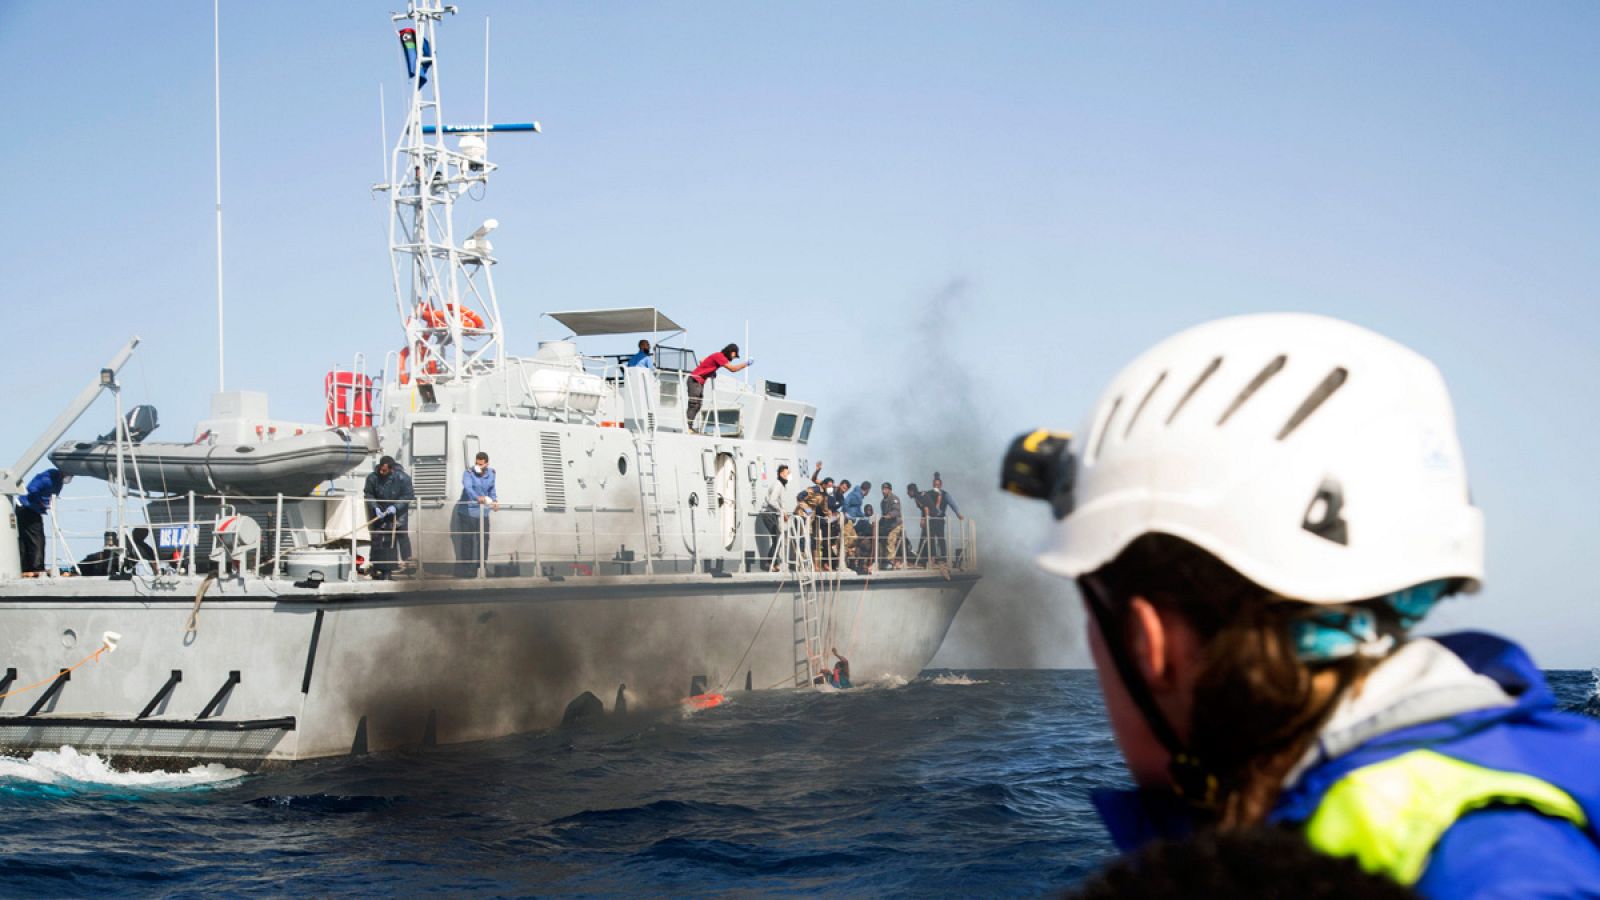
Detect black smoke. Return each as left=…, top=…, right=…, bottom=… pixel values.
left=824, top=278, right=1083, bottom=668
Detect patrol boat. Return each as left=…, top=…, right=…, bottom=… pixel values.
left=0, top=1, right=977, bottom=769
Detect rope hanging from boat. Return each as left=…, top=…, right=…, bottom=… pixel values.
left=0, top=632, right=121, bottom=701
left=717, top=574, right=789, bottom=695
left=186, top=573, right=217, bottom=636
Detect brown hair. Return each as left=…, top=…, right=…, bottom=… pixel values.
left=1092, top=533, right=1382, bottom=827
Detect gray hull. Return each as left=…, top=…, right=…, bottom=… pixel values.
left=0, top=571, right=972, bottom=768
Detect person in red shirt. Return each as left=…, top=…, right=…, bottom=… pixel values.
left=685, top=343, right=750, bottom=431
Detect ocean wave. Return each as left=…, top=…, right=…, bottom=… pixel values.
left=0, top=746, right=245, bottom=790
left=928, top=673, right=988, bottom=686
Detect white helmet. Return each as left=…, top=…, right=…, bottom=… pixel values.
left=1036, top=313, right=1483, bottom=603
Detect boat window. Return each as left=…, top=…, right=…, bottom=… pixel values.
left=654, top=345, right=697, bottom=373
left=707, top=410, right=741, bottom=437
left=772, top=412, right=798, bottom=440
left=798, top=416, right=814, bottom=444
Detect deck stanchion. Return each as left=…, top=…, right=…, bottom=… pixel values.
left=274, top=493, right=284, bottom=578
left=186, top=490, right=197, bottom=576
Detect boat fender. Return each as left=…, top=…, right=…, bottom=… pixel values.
left=561, top=691, right=604, bottom=727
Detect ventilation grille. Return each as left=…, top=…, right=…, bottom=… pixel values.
left=1124, top=371, right=1167, bottom=438
left=411, top=457, right=449, bottom=499
left=1218, top=355, right=1287, bottom=426
left=1278, top=367, right=1348, bottom=440
left=541, top=432, right=567, bottom=511
left=1168, top=357, right=1222, bottom=425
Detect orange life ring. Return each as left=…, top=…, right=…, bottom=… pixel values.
left=398, top=341, right=437, bottom=385
left=419, top=304, right=485, bottom=330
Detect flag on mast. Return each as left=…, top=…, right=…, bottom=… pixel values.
left=398, top=28, right=432, bottom=87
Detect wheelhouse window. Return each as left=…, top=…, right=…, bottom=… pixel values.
left=772, top=412, right=798, bottom=440
left=707, top=410, right=742, bottom=437
left=798, top=416, right=814, bottom=444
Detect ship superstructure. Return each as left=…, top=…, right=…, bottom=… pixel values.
left=0, top=1, right=977, bottom=769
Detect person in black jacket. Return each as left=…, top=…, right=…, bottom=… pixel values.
left=364, top=456, right=415, bottom=579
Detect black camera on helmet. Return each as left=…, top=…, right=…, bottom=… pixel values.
left=999, top=429, right=1077, bottom=520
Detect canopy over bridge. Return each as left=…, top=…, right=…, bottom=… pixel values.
left=545, top=307, right=685, bottom=337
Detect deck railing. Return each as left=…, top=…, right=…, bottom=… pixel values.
left=32, top=489, right=977, bottom=583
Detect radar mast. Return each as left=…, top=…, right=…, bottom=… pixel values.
left=380, top=0, right=535, bottom=382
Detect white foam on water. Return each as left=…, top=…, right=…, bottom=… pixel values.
left=863, top=673, right=909, bottom=690
left=0, top=746, right=246, bottom=790
left=928, top=673, right=987, bottom=686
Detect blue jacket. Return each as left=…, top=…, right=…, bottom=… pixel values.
left=1093, top=632, right=1600, bottom=897
left=457, top=467, right=497, bottom=519
left=626, top=350, right=652, bottom=368
left=842, top=486, right=867, bottom=522
left=17, top=469, right=66, bottom=514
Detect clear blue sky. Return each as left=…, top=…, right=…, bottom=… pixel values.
left=2, top=2, right=1595, bottom=666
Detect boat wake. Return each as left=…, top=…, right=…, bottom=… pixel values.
left=0, top=746, right=246, bottom=791
left=928, top=673, right=988, bottom=686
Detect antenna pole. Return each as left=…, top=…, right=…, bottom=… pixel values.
left=212, top=0, right=226, bottom=393
left=483, top=17, right=491, bottom=131
left=379, top=83, right=389, bottom=184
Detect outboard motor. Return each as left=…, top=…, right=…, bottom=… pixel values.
left=98, top=404, right=160, bottom=443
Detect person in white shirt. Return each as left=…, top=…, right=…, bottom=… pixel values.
left=759, top=464, right=792, bottom=571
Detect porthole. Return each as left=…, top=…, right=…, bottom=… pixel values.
left=618, top=455, right=629, bottom=475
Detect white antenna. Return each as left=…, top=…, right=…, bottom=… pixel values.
left=212, top=0, right=226, bottom=392
left=483, top=17, right=491, bottom=127
left=378, top=83, right=389, bottom=183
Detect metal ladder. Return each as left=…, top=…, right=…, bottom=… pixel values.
left=786, top=517, right=826, bottom=686
left=633, top=435, right=665, bottom=573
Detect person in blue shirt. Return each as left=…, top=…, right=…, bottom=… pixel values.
left=15, top=468, right=69, bottom=577
left=626, top=339, right=652, bottom=369
left=841, top=480, right=871, bottom=526
left=453, top=451, right=498, bottom=575
left=1011, top=313, right=1600, bottom=897
left=841, top=480, right=874, bottom=572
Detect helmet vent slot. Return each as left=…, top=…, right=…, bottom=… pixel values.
left=1276, top=367, right=1348, bottom=441
left=1123, top=371, right=1167, bottom=438
left=1217, top=355, right=1287, bottom=426
left=1090, top=396, right=1123, bottom=464
left=1166, top=357, right=1222, bottom=426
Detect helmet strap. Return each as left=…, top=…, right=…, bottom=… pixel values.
left=1081, top=576, right=1222, bottom=812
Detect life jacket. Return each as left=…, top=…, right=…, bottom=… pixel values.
left=1270, top=632, right=1600, bottom=888
left=1092, top=632, right=1600, bottom=893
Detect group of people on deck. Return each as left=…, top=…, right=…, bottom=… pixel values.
left=757, top=461, right=964, bottom=575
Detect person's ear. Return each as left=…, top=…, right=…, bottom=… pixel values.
left=1126, top=596, right=1171, bottom=688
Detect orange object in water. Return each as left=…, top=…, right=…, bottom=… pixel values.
left=685, top=693, right=725, bottom=711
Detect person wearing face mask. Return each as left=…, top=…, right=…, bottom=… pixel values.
left=453, top=451, right=499, bottom=576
